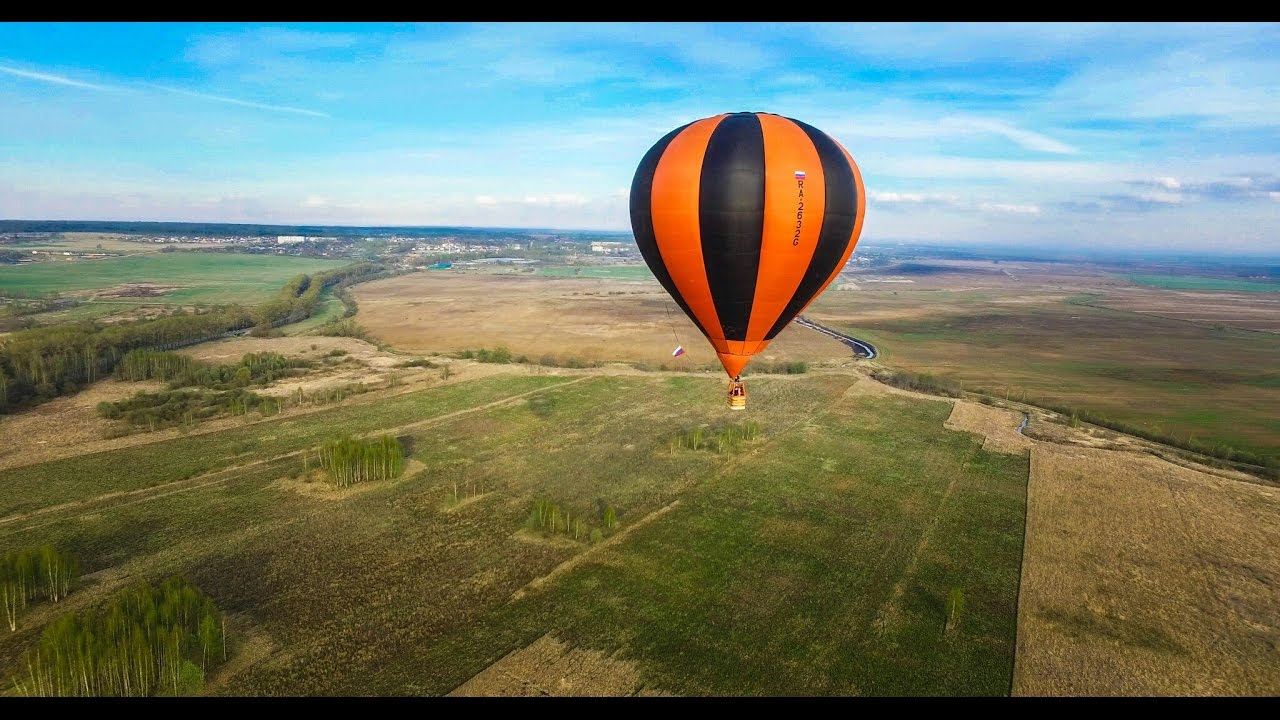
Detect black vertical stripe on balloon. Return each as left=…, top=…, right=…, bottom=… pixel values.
left=629, top=121, right=712, bottom=340
left=764, top=118, right=859, bottom=341
left=698, top=112, right=766, bottom=343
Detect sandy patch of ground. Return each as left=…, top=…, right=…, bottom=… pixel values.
left=449, top=633, right=668, bottom=696
left=0, top=378, right=165, bottom=467
left=180, top=335, right=400, bottom=368
left=1014, top=443, right=1280, bottom=696
left=272, top=460, right=427, bottom=501
left=944, top=400, right=1032, bottom=455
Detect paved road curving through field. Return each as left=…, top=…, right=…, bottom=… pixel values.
left=795, top=316, right=877, bottom=359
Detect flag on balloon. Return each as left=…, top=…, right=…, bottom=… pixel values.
left=672, top=345, right=686, bottom=357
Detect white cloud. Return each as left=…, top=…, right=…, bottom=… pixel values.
left=818, top=114, right=1077, bottom=155
left=0, top=64, right=113, bottom=91
left=979, top=202, right=1041, bottom=214
left=950, top=117, right=1077, bottom=155
left=302, top=195, right=327, bottom=207
left=1134, top=191, right=1184, bottom=205
left=522, top=194, right=589, bottom=206
left=869, top=191, right=958, bottom=205
left=144, top=83, right=327, bottom=117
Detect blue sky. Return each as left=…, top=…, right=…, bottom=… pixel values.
left=1, top=22, right=1278, bottom=253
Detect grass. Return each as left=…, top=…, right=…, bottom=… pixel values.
left=0, top=252, right=346, bottom=305
left=1123, top=274, right=1279, bottom=292
left=0, top=366, right=1018, bottom=691
left=1, top=372, right=1027, bottom=696
left=535, top=265, right=655, bottom=280
left=408, top=383, right=1028, bottom=696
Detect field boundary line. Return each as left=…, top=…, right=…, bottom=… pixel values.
left=509, top=500, right=683, bottom=603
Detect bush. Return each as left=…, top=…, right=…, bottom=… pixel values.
left=669, top=420, right=762, bottom=453
left=871, top=368, right=962, bottom=398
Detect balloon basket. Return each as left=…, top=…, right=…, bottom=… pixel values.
left=727, top=379, right=747, bottom=410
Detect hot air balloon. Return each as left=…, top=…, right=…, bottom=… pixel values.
left=629, top=112, right=866, bottom=409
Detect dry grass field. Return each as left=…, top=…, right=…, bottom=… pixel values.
left=354, top=272, right=852, bottom=371
left=921, top=390, right=1279, bottom=696
left=807, top=262, right=1280, bottom=462
left=1015, top=443, right=1280, bottom=695
left=1095, top=287, right=1280, bottom=333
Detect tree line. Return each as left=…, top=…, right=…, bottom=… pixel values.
left=0, top=261, right=388, bottom=414
left=1, top=545, right=79, bottom=632
left=115, top=349, right=309, bottom=389
left=11, top=576, right=226, bottom=697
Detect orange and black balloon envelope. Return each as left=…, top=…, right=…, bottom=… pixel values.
left=630, top=112, right=866, bottom=378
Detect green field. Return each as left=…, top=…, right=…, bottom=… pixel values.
left=1123, top=274, right=1280, bottom=292
left=0, top=371, right=1027, bottom=696
left=536, top=265, right=655, bottom=280
left=809, top=293, right=1280, bottom=463
left=0, top=252, right=346, bottom=305
left=282, top=290, right=345, bottom=335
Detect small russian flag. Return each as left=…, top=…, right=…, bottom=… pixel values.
left=672, top=345, right=686, bottom=357
left=795, top=170, right=806, bottom=180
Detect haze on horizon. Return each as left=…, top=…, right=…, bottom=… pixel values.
left=1, top=22, right=1278, bottom=254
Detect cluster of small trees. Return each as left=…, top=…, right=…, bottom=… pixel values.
left=1, top=546, right=79, bottom=632
left=11, top=576, right=226, bottom=697
left=313, top=434, right=405, bottom=488
left=526, top=499, right=619, bottom=544
left=669, top=420, right=762, bottom=454
left=314, top=318, right=369, bottom=339
left=116, top=349, right=308, bottom=390
left=97, top=387, right=283, bottom=431
left=871, top=368, right=963, bottom=398
left=459, top=347, right=513, bottom=364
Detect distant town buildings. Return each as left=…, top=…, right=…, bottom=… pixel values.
left=591, top=241, right=629, bottom=254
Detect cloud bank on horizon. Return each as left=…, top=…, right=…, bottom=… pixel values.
left=0, top=22, right=1277, bottom=253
